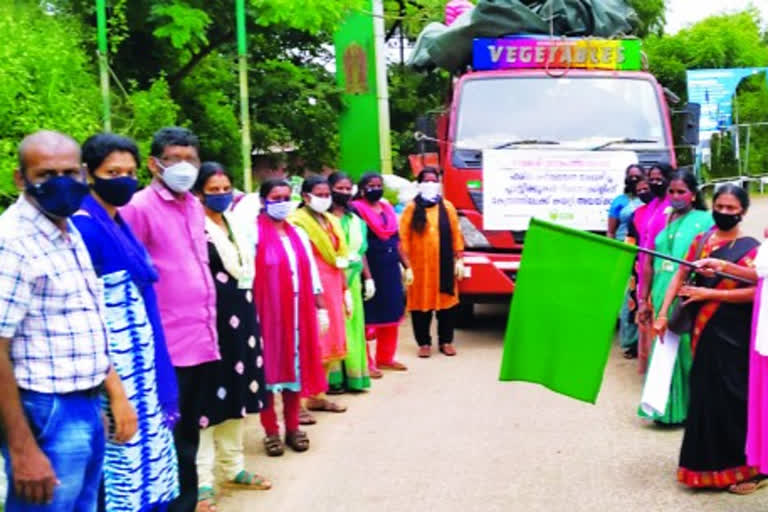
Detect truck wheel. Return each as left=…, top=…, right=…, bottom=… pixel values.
left=456, top=301, right=475, bottom=328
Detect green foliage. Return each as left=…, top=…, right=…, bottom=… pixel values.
left=388, top=65, right=448, bottom=176
left=627, top=0, right=665, bottom=37
left=0, top=1, right=102, bottom=206
left=151, top=3, right=212, bottom=50
left=251, top=0, right=364, bottom=33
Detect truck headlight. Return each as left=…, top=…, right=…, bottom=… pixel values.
left=459, top=216, right=491, bottom=249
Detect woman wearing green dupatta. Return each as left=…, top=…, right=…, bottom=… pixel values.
left=327, top=172, right=373, bottom=392
left=638, top=170, right=714, bottom=425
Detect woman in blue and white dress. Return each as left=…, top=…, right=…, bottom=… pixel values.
left=73, top=133, right=179, bottom=512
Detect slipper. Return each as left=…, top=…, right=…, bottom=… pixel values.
left=197, top=487, right=217, bottom=512
left=418, top=346, right=431, bottom=358
left=326, top=386, right=346, bottom=395
left=369, top=368, right=383, bottom=379
left=379, top=361, right=408, bottom=371
left=306, top=398, right=347, bottom=413
left=221, top=470, right=272, bottom=491
left=285, top=430, right=310, bottom=452
left=263, top=435, right=284, bottom=457
left=439, top=344, right=457, bottom=356
left=728, top=477, right=768, bottom=495
left=299, top=407, right=317, bottom=425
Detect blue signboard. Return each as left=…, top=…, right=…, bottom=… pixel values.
left=687, top=68, right=768, bottom=139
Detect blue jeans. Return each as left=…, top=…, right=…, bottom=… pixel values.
left=2, top=390, right=105, bottom=512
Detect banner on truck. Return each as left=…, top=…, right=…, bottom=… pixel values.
left=482, top=150, right=637, bottom=231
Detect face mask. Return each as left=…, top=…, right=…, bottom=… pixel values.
left=364, top=188, right=384, bottom=202
left=203, top=192, right=233, bottom=213
left=625, top=176, right=641, bottom=191
left=713, top=211, right=742, bottom=231
left=670, top=198, right=690, bottom=211
left=649, top=181, right=667, bottom=197
left=637, top=191, right=654, bottom=204
left=92, top=176, right=138, bottom=207
left=332, top=191, right=352, bottom=207
left=157, top=160, right=199, bottom=193
left=265, top=200, right=292, bottom=221
left=419, top=182, right=441, bottom=201
left=26, top=175, right=89, bottom=219
left=308, top=194, right=332, bottom=213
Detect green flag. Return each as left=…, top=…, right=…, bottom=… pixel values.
left=499, top=218, right=637, bottom=403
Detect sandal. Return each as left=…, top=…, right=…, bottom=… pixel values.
left=263, top=435, right=284, bottom=457
left=326, top=386, right=346, bottom=395
left=439, top=344, right=457, bottom=356
left=197, top=487, right=217, bottom=512
left=418, top=346, right=431, bottom=358
left=221, top=469, right=272, bottom=491
left=285, top=430, right=310, bottom=452
left=369, top=367, right=383, bottom=379
left=299, top=407, right=317, bottom=425
left=378, top=361, right=408, bottom=371
left=306, top=398, right=347, bottom=413
left=728, top=477, right=768, bottom=495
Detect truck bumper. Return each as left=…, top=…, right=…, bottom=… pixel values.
left=459, top=251, right=520, bottom=300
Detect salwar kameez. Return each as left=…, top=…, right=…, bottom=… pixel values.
left=329, top=213, right=370, bottom=391
left=352, top=199, right=405, bottom=367
left=638, top=209, right=713, bottom=424
left=678, top=235, right=759, bottom=488
left=615, top=197, right=642, bottom=351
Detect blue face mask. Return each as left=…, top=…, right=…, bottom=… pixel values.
left=203, top=192, right=233, bottom=213
left=93, top=176, right=138, bottom=207
left=25, top=175, right=89, bottom=219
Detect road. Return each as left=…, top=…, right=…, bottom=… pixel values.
left=218, top=199, right=768, bottom=512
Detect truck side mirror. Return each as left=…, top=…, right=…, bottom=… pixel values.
left=682, top=103, right=701, bottom=146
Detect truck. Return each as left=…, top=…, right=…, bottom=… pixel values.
left=412, top=37, right=700, bottom=324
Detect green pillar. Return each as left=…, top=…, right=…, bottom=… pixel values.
left=334, top=0, right=392, bottom=180
left=96, top=0, right=111, bottom=131
left=236, top=0, right=253, bottom=192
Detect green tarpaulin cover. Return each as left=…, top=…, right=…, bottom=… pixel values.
left=408, top=0, right=639, bottom=72
left=499, top=218, right=637, bottom=403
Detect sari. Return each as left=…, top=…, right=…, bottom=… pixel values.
left=678, top=235, right=759, bottom=488
left=329, top=212, right=371, bottom=391
left=632, top=196, right=671, bottom=372
left=638, top=209, right=713, bottom=424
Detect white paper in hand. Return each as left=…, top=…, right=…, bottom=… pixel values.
left=640, top=331, right=680, bottom=417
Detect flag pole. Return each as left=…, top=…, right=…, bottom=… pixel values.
left=235, top=0, right=253, bottom=193
left=635, top=246, right=755, bottom=285
left=96, top=0, right=111, bottom=132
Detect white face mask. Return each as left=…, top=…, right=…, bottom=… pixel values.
left=157, top=160, right=199, bottom=193
left=308, top=194, right=332, bottom=213
left=419, top=182, right=441, bottom=201
left=265, top=200, right=293, bottom=220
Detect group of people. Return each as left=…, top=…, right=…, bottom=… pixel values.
left=609, top=163, right=768, bottom=494
left=0, top=127, right=466, bottom=512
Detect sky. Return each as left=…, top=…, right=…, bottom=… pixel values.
left=665, top=0, right=768, bottom=33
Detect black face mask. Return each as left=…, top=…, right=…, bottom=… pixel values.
left=638, top=191, right=654, bottom=204
left=649, top=181, right=667, bottom=197
left=332, top=191, right=352, bottom=207
left=712, top=211, right=742, bottom=231
left=364, top=188, right=384, bottom=202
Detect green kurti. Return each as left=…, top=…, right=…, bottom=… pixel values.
left=329, top=212, right=371, bottom=391
left=638, top=209, right=714, bottom=424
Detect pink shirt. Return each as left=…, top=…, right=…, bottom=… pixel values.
left=121, top=181, right=219, bottom=367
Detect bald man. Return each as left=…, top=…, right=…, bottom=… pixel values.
left=0, top=131, right=113, bottom=511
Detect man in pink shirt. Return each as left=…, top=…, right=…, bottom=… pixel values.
left=121, top=127, right=219, bottom=512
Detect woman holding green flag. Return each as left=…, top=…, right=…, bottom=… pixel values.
left=327, top=172, right=373, bottom=392
left=638, top=170, right=713, bottom=425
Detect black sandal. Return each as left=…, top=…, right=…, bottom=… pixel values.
left=285, top=430, right=310, bottom=452
left=263, top=435, right=284, bottom=457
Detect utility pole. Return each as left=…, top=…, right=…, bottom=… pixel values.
left=96, top=0, right=111, bottom=131
left=236, top=0, right=253, bottom=192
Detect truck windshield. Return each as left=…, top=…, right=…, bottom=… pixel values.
left=455, top=77, right=666, bottom=150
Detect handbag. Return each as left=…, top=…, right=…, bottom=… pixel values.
left=667, top=230, right=714, bottom=335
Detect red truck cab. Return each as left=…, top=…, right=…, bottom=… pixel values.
left=428, top=53, right=679, bottom=320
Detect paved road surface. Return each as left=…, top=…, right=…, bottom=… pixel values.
left=219, top=200, right=768, bottom=512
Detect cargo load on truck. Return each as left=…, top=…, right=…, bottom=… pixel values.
left=408, top=0, right=640, bottom=72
